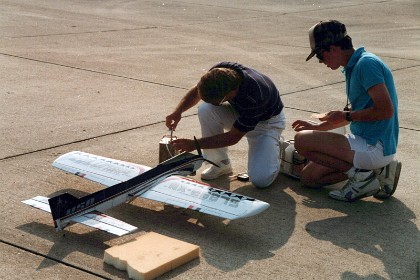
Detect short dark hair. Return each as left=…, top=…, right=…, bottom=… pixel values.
left=197, top=68, right=242, bottom=103
left=324, top=36, right=353, bottom=51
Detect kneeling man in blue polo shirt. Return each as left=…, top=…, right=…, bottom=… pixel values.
left=292, top=20, right=401, bottom=201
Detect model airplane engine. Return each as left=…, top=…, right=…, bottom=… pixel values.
left=280, top=139, right=307, bottom=179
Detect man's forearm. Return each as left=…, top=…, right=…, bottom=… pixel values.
left=317, top=119, right=348, bottom=131
left=174, top=86, right=201, bottom=114
left=198, top=128, right=246, bottom=149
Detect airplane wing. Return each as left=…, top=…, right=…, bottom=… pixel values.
left=52, top=151, right=269, bottom=220
left=52, top=151, right=150, bottom=186
left=22, top=196, right=137, bottom=236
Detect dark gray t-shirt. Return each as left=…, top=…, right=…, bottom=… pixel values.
left=210, top=62, right=283, bottom=132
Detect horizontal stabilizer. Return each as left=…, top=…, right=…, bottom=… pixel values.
left=72, top=211, right=137, bottom=236
left=22, top=196, right=51, bottom=213
left=22, top=196, right=137, bottom=236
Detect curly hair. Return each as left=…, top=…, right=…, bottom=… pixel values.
left=197, top=68, right=242, bottom=104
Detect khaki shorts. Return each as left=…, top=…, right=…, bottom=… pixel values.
left=347, top=133, right=395, bottom=170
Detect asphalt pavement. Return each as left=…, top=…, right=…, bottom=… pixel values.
left=1, top=1, right=419, bottom=279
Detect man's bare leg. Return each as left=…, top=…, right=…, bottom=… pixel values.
left=294, top=130, right=355, bottom=186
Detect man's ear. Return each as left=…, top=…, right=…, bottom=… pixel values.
left=229, top=87, right=239, bottom=98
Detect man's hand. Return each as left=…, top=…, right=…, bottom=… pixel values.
left=166, top=111, right=182, bottom=130
left=319, top=110, right=347, bottom=124
left=165, top=86, right=201, bottom=130
left=171, top=127, right=246, bottom=153
left=171, top=138, right=196, bottom=153
left=292, top=120, right=319, bottom=131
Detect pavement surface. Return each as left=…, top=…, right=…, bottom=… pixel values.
left=1, top=1, right=419, bottom=279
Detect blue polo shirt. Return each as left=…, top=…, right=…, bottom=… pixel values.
left=210, top=62, right=283, bottom=132
left=342, top=47, right=399, bottom=156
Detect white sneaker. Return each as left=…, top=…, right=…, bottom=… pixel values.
left=329, top=170, right=380, bottom=202
left=201, top=161, right=232, bottom=180
left=373, top=160, right=402, bottom=199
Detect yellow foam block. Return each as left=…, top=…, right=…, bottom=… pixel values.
left=104, top=232, right=199, bottom=280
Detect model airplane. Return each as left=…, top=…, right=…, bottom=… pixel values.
left=22, top=141, right=270, bottom=236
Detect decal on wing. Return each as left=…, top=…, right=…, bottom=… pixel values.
left=142, top=177, right=269, bottom=220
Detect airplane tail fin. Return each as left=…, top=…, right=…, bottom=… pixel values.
left=48, top=193, right=80, bottom=228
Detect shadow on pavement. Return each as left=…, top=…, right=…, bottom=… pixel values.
left=143, top=173, right=297, bottom=272
left=290, top=183, right=419, bottom=280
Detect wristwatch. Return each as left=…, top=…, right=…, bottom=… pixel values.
left=345, top=111, right=353, bottom=122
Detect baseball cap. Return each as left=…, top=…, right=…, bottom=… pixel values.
left=306, top=20, right=348, bottom=61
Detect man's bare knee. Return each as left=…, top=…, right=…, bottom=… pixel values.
left=294, top=131, right=310, bottom=154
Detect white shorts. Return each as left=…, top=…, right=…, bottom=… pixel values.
left=346, top=133, right=394, bottom=170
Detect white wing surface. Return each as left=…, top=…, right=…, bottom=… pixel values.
left=22, top=196, right=137, bottom=236
left=52, top=151, right=270, bottom=220
left=141, top=176, right=269, bottom=219
left=52, top=151, right=150, bottom=186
